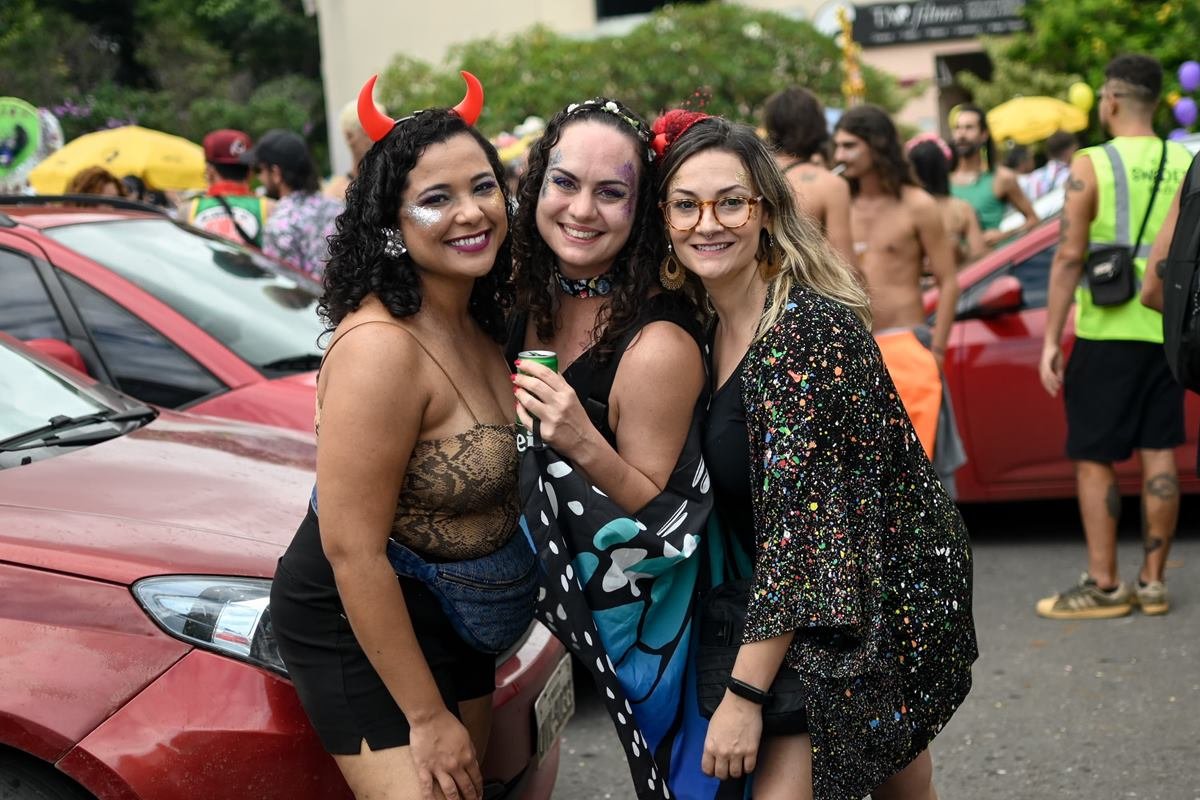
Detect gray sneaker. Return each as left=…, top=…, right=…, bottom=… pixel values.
left=1036, top=573, right=1134, bottom=619
left=1133, top=579, right=1169, bottom=615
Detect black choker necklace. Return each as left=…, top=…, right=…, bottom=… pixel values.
left=554, top=267, right=619, bottom=298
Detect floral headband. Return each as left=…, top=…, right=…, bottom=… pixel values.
left=904, top=131, right=953, bottom=163
left=563, top=98, right=655, bottom=161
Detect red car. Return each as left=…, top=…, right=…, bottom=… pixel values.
left=0, top=197, right=323, bottom=431
left=927, top=217, right=1200, bottom=502
left=0, top=335, right=570, bottom=799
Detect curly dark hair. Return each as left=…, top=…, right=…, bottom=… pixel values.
left=510, top=99, right=670, bottom=363
left=834, top=104, right=918, bottom=199
left=319, top=110, right=513, bottom=343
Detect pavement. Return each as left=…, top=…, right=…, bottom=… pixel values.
left=553, top=498, right=1200, bottom=800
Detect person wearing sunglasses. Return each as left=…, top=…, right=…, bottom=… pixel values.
left=654, top=109, right=977, bottom=800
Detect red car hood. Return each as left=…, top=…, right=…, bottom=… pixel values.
left=0, top=411, right=315, bottom=585
left=190, top=370, right=319, bottom=434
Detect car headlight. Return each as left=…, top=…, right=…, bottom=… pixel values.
left=132, top=576, right=286, bottom=675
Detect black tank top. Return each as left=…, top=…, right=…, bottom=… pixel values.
left=505, top=293, right=702, bottom=448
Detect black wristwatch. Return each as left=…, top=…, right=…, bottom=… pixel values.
left=726, top=677, right=772, bottom=705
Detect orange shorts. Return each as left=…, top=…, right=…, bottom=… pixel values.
left=875, top=329, right=941, bottom=460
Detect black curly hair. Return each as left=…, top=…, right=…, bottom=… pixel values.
left=511, top=99, right=671, bottom=363
left=319, top=109, right=513, bottom=343
left=834, top=104, right=919, bottom=200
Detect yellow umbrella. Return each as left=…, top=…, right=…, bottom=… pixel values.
left=986, top=97, right=1089, bottom=146
left=28, top=125, right=206, bottom=194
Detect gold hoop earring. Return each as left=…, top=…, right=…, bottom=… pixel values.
left=659, top=243, right=685, bottom=291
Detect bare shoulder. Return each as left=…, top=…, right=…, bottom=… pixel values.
left=901, top=185, right=938, bottom=214
left=322, top=317, right=429, bottom=401
left=620, top=320, right=703, bottom=373
left=815, top=168, right=850, bottom=196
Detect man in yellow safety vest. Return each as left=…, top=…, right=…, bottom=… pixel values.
left=1038, top=54, right=1192, bottom=620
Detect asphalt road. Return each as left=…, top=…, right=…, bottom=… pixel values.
left=553, top=497, right=1200, bottom=800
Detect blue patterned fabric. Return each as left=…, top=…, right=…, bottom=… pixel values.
left=519, top=406, right=727, bottom=799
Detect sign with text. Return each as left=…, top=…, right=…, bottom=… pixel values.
left=852, top=0, right=1028, bottom=47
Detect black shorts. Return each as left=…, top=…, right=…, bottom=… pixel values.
left=1064, top=338, right=1185, bottom=462
left=270, top=507, right=495, bottom=755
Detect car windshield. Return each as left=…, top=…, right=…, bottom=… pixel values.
left=0, top=343, right=111, bottom=441
left=45, top=219, right=324, bottom=373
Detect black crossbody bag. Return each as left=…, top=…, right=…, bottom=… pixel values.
left=1084, top=140, right=1167, bottom=307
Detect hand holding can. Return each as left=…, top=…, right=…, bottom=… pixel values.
left=515, top=350, right=558, bottom=452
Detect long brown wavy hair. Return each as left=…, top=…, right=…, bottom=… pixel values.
left=510, top=99, right=672, bottom=363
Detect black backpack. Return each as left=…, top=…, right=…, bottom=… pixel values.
left=1163, top=152, right=1200, bottom=392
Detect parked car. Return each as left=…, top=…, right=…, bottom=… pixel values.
left=926, top=218, right=1200, bottom=502
left=0, top=333, right=571, bottom=799
left=0, top=197, right=322, bottom=431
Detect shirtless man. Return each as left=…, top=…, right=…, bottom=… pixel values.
left=762, top=87, right=856, bottom=269
left=834, top=104, right=965, bottom=492
left=950, top=104, right=1039, bottom=246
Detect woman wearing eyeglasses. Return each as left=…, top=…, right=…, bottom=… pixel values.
left=653, top=110, right=977, bottom=800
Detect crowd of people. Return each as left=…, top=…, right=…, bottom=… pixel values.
left=9, top=48, right=1195, bottom=800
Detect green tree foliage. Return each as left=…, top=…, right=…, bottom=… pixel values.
left=956, top=39, right=1083, bottom=112
left=378, top=3, right=908, bottom=136
left=0, top=0, right=325, bottom=163
left=962, top=0, right=1200, bottom=134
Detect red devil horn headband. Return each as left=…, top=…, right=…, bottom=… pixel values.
left=357, top=70, right=485, bottom=143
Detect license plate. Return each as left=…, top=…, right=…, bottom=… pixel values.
left=533, top=655, right=574, bottom=762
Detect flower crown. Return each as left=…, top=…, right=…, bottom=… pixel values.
left=563, top=98, right=655, bottom=160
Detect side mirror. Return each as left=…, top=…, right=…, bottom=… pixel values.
left=24, top=338, right=89, bottom=375
left=972, top=275, right=1024, bottom=319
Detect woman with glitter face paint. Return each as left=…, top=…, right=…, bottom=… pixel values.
left=270, top=76, right=525, bottom=800
left=509, top=99, right=705, bottom=511
left=507, top=100, right=716, bottom=799
left=653, top=110, right=977, bottom=800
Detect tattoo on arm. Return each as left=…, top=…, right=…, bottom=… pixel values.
left=1105, top=484, right=1121, bottom=520
left=1058, top=215, right=1070, bottom=245
left=1066, top=177, right=1085, bottom=192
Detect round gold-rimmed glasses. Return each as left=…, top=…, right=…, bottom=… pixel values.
left=659, top=195, right=763, bottom=232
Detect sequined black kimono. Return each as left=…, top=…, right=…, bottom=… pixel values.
left=738, top=286, right=977, bottom=799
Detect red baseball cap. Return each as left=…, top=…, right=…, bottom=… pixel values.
left=203, top=129, right=252, bottom=165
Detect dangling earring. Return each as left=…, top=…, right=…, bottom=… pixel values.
left=382, top=227, right=407, bottom=258
left=659, top=242, right=685, bottom=291
left=757, top=229, right=781, bottom=277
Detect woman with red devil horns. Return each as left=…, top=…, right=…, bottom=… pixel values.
left=271, top=72, right=531, bottom=800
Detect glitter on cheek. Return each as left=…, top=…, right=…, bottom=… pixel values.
left=404, top=204, right=442, bottom=228
left=541, top=148, right=563, bottom=199
left=617, top=161, right=637, bottom=218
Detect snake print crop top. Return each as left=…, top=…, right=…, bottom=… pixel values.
left=316, top=321, right=519, bottom=560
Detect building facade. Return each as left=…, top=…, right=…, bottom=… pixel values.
left=314, top=0, right=1024, bottom=174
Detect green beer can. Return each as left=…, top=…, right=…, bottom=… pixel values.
left=515, top=350, right=558, bottom=452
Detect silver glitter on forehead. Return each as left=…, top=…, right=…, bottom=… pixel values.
left=404, top=204, right=442, bottom=228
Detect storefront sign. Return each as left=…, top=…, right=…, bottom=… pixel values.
left=852, top=0, right=1028, bottom=46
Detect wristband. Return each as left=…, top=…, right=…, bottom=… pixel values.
left=726, top=676, right=772, bottom=705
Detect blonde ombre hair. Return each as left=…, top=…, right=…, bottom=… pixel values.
left=655, top=116, right=870, bottom=337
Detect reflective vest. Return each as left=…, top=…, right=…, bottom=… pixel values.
left=187, top=192, right=269, bottom=248
left=1075, top=137, right=1191, bottom=342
